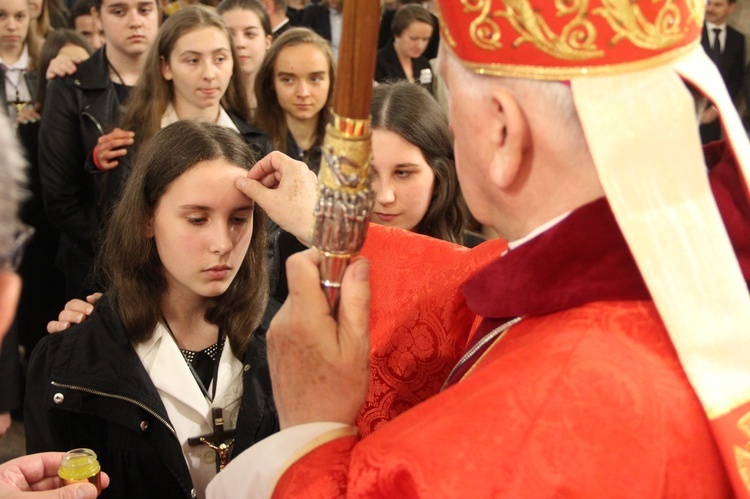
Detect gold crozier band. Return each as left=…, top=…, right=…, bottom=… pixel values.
left=312, top=114, right=374, bottom=311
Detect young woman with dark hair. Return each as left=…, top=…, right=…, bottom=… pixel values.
left=216, top=0, right=271, bottom=116
left=374, top=3, right=434, bottom=92
left=26, top=120, right=277, bottom=499
left=98, top=7, right=272, bottom=223
left=370, top=81, right=466, bottom=244
left=118, top=6, right=266, bottom=151
left=254, top=26, right=333, bottom=173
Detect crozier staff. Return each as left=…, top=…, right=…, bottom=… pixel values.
left=308, top=0, right=378, bottom=311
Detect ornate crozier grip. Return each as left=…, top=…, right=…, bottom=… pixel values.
left=312, top=114, right=373, bottom=312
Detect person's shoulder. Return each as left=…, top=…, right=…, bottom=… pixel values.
left=301, top=3, right=327, bottom=15
left=39, top=294, right=116, bottom=346
left=230, top=113, right=273, bottom=157
left=72, top=49, right=111, bottom=89
left=524, top=301, right=684, bottom=379
left=727, top=24, right=745, bottom=39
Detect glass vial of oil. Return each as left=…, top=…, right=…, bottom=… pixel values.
left=58, top=448, right=102, bottom=495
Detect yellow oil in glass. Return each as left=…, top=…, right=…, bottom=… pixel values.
left=58, top=448, right=102, bottom=494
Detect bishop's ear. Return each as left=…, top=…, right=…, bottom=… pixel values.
left=487, top=88, right=530, bottom=189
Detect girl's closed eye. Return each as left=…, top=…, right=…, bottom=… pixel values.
left=186, top=214, right=208, bottom=225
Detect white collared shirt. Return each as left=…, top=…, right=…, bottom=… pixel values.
left=272, top=17, right=290, bottom=34
left=506, top=211, right=571, bottom=251
left=329, top=8, right=343, bottom=62
left=135, top=323, right=244, bottom=499
left=160, top=104, right=240, bottom=132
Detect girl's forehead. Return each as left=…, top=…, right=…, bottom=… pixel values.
left=222, top=8, right=261, bottom=25
left=274, top=44, right=329, bottom=73
left=162, top=160, right=248, bottom=197
left=277, top=44, right=326, bottom=62
left=1, top=0, right=29, bottom=11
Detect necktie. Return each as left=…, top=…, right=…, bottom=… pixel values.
left=711, top=27, right=722, bottom=63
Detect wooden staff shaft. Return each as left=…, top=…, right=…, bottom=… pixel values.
left=332, top=0, right=380, bottom=119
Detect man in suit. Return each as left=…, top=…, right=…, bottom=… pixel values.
left=299, top=0, right=343, bottom=60
left=700, top=0, right=745, bottom=143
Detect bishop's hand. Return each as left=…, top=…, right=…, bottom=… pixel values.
left=235, top=151, right=318, bottom=244
left=268, top=249, right=371, bottom=430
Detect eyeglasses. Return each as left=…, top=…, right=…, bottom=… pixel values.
left=0, top=225, right=35, bottom=273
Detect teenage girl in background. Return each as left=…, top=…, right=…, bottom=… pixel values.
left=216, top=0, right=271, bottom=116
left=254, top=27, right=334, bottom=173
left=370, top=81, right=466, bottom=244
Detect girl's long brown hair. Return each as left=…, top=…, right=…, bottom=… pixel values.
left=120, top=6, right=251, bottom=147
left=98, top=120, right=268, bottom=357
left=371, top=81, right=466, bottom=244
left=254, top=27, right=335, bottom=154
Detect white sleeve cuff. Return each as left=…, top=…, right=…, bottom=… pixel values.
left=206, top=422, right=356, bottom=499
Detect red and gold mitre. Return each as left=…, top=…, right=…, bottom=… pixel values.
left=435, top=0, right=705, bottom=79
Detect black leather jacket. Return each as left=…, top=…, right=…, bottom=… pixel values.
left=38, top=47, right=122, bottom=297
left=25, top=294, right=278, bottom=499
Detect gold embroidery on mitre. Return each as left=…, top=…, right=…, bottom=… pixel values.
left=733, top=411, right=750, bottom=491
left=438, top=13, right=458, bottom=48
left=595, top=0, right=685, bottom=50
left=462, top=0, right=503, bottom=51
left=456, top=0, right=695, bottom=61
left=503, top=0, right=602, bottom=59
left=463, top=0, right=604, bottom=60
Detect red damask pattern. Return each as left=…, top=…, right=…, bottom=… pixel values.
left=274, top=302, right=732, bottom=498
left=357, top=226, right=505, bottom=436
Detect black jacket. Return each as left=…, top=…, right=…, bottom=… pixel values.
left=374, top=41, right=434, bottom=94
left=235, top=113, right=274, bottom=160
left=299, top=4, right=331, bottom=41
left=38, top=47, right=123, bottom=298
left=25, top=294, right=278, bottom=499
left=701, top=23, right=745, bottom=100
left=700, top=24, right=745, bottom=144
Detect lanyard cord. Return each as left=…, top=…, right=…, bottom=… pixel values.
left=160, top=313, right=224, bottom=403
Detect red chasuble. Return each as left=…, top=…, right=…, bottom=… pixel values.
left=274, top=142, right=749, bottom=498
left=357, top=226, right=505, bottom=436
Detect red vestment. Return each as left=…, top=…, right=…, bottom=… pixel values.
left=273, top=142, right=749, bottom=497
left=357, top=227, right=504, bottom=436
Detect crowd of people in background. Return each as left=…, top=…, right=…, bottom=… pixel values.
left=0, top=0, right=455, bottom=473
left=1, top=0, right=750, bottom=497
